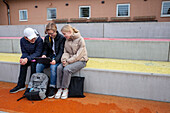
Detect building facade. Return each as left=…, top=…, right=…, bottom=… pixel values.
left=1, top=0, right=170, bottom=25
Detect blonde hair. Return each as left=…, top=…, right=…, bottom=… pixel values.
left=61, top=24, right=78, bottom=33
left=45, top=22, right=57, bottom=34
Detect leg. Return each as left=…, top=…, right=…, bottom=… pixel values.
left=30, top=62, right=37, bottom=76
left=10, top=62, right=31, bottom=93
left=36, top=63, right=46, bottom=73
left=10, top=62, right=30, bottom=93
left=48, top=63, right=60, bottom=98
left=61, top=61, right=86, bottom=88
left=49, top=63, right=60, bottom=88
left=17, top=63, right=30, bottom=87
left=57, top=64, right=64, bottom=88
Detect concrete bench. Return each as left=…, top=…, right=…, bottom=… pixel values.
left=0, top=57, right=170, bottom=102
left=1, top=37, right=170, bottom=61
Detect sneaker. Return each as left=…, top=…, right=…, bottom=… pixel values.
left=10, top=86, right=26, bottom=93
left=48, top=87, right=56, bottom=98
left=55, top=88, right=62, bottom=99
left=61, top=88, right=68, bottom=99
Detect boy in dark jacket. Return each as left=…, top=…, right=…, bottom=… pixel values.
left=36, top=23, right=65, bottom=98
left=10, top=27, right=43, bottom=93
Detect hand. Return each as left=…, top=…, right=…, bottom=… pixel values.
left=50, top=60, right=56, bottom=65
left=62, top=61, right=67, bottom=66
left=42, top=55, right=46, bottom=58
left=20, top=58, right=28, bottom=65
left=20, top=58, right=23, bottom=64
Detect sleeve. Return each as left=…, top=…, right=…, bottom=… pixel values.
left=42, top=36, right=49, bottom=56
left=27, top=37, right=43, bottom=61
left=20, top=38, right=29, bottom=58
left=55, top=37, right=66, bottom=63
left=67, top=38, right=86, bottom=64
left=61, top=47, right=70, bottom=62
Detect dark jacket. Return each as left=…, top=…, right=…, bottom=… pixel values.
left=42, top=31, right=65, bottom=63
left=20, top=36, right=43, bottom=61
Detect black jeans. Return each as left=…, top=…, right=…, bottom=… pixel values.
left=17, top=62, right=36, bottom=87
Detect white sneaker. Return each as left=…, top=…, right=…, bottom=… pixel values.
left=61, top=88, right=68, bottom=99
left=55, top=88, right=62, bottom=99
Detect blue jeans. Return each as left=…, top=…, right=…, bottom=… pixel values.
left=36, top=63, right=60, bottom=88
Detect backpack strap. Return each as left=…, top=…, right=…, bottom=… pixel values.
left=17, top=95, right=26, bottom=101
left=49, top=36, right=51, bottom=43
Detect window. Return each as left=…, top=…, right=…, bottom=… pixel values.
left=116, top=4, right=130, bottom=17
left=47, top=8, right=56, bottom=20
left=161, top=1, right=170, bottom=17
left=79, top=6, right=91, bottom=18
left=19, top=10, right=28, bottom=21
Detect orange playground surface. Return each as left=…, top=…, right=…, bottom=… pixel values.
left=0, top=81, right=170, bottom=113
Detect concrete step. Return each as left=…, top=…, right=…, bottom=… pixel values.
left=0, top=53, right=170, bottom=102
left=1, top=37, right=170, bottom=61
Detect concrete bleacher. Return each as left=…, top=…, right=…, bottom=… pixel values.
left=0, top=53, right=170, bottom=102
left=0, top=37, right=170, bottom=102
left=1, top=37, right=170, bottom=61
left=0, top=22, right=170, bottom=39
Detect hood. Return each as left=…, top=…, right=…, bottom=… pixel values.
left=70, top=31, right=81, bottom=40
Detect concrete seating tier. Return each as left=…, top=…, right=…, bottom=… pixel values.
left=0, top=53, right=170, bottom=102
left=1, top=37, right=170, bottom=61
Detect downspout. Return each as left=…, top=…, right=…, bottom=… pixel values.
left=3, top=0, right=10, bottom=25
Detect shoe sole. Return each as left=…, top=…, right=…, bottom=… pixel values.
left=61, top=96, right=68, bottom=99
left=54, top=95, right=61, bottom=99
left=55, top=90, right=62, bottom=99
left=10, top=87, right=26, bottom=93
left=48, top=95, right=55, bottom=99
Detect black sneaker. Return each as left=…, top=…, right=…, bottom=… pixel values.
left=48, top=87, right=56, bottom=98
left=10, top=86, right=26, bottom=93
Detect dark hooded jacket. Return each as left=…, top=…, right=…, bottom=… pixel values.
left=20, top=36, right=43, bottom=61
left=42, top=31, right=66, bottom=63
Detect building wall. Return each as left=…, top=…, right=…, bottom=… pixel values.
left=0, top=0, right=8, bottom=25
left=1, top=0, right=170, bottom=25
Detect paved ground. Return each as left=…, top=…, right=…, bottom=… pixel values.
left=0, top=81, right=170, bottom=113
left=0, top=53, right=170, bottom=74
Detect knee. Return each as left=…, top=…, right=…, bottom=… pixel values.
left=36, top=63, right=42, bottom=67
left=36, top=64, right=42, bottom=72
left=50, top=65, right=57, bottom=72
left=36, top=63, right=45, bottom=72
left=57, top=64, right=63, bottom=71
left=63, top=67, right=70, bottom=73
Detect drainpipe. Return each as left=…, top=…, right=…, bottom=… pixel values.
left=3, top=0, right=10, bottom=25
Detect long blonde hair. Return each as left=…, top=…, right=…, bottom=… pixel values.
left=45, top=22, right=57, bottom=34
left=61, top=24, right=78, bottom=34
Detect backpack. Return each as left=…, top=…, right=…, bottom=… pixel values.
left=17, top=73, right=49, bottom=101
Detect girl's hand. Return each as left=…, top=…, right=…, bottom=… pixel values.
left=50, top=60, right=56, bottom=65
left=62, top=61, right=67, bottom=66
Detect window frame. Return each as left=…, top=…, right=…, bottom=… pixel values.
left=47, top=8, right=57, bottom=20
left=161, top=1, right=170, bottom=17
left=116, top=4, right=130, bottom=17
left=79, top=6, right=91, bottom=19
left=19, top=10, right=28, bottom=21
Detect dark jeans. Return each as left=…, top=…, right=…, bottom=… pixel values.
left=17, top=61, right=36, bottom=87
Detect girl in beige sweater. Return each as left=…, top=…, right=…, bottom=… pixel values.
left=55, top=25, right=88, bottom=99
